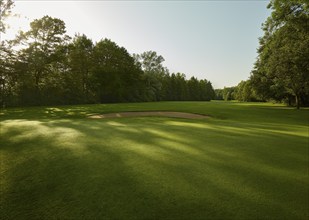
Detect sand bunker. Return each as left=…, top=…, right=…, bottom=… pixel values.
left=88, top=111, right=209, bottom=119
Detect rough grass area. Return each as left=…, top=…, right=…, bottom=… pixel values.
left=1, top=101, right=308, bottom=219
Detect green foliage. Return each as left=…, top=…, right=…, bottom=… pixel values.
left=2, top=18, right=215, bottom=107
left=1, top=102, right=308, bottom=219
left=10, top=16, right=70, bottom=106
left=0, top=0, right=15, bottom=107
left=165, top=73, right=188, bottom=101
left=92, top=39, right=143, bottom=103
left=214, top=89, right=224, bottom=100
left=66, top=34, right=94, bottom=104
left=234, top=80, right=261, bottom=102
left=0, top=0, right=14, bottom=33
left=133, top=51, right=167, bottom=75
left=251, top=0, right=309, bottom=108
left=221, top=87, right=236, bottom=101
left=133, top=51, right=168, bottom=101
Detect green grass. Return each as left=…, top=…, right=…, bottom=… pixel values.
left=1, top=101, right=308, bottom=219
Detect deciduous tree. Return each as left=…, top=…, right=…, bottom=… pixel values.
left=251, top=0, right=309, bottom=108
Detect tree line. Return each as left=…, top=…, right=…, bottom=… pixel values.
left=1, top=0, right=308, bottom=108
left=0, top=11, right=215, bottom=107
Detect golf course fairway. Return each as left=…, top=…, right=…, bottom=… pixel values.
left=1, top=101, right=308, bottom=219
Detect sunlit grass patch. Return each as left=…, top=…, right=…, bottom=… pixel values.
left=0, top=102, right=308, bottom=219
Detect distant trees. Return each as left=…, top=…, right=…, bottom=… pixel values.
left=234, top=80, right=260, bottom=102
left=160, top=74, right=214, bottom=101
left=1, top=15, right=215, bottom=107
left=133, top=51, right=215, bottom=102
left=214, top=82, right=263, bottom=102
left=214, top=87, right=237, bottom=101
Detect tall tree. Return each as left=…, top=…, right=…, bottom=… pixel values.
left=0, top=0, right=15, bottom=107
left=204, top=80, right=215, bottom=101
left=133, top=51, right=168, bottom=101
left=93, top=39, right=143, bottom=103
left=251, top=0, right=309, bottom=109
left=15, top=16, right=69, bottom=105
left=187, top=76, right=200, bottom=101
left=235, top=80, right=255, bottom=102
left=175, top=73, right=188, bottom=100
left=67, top=34, right=94, bottom=103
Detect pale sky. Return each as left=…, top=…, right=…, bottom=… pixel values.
left=2, top=0, right=270, bottom=89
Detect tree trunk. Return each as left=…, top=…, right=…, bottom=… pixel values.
left=295, top=94, right=300, bottom=109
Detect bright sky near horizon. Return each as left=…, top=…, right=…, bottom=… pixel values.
left=2, top=0, right=271, bottom=89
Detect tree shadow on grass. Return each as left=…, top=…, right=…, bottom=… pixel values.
left=1, top=117, right=308, bottom=219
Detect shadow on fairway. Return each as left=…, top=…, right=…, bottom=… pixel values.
left=1, top=117, right=308, bottom=219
